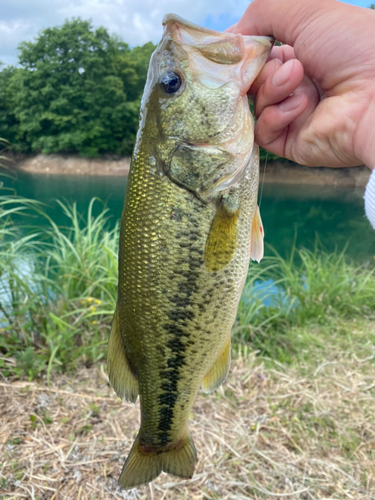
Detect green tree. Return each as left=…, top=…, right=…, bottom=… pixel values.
left=0, top=64, right=19, bottom=146
left=113, top=41, right=155, bottom=103
left=8, top=19, right=155, bottom=156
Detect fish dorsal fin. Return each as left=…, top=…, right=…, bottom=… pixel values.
left=204, top=194, right=239, bottom=272
left=107, top=310, right=139, bottom=403
left=201, top=337, right=231, bottom=393
left=250, top=205, right=264, bottom=263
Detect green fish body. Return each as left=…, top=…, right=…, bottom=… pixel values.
left=108, top=14, right=272, bottom=489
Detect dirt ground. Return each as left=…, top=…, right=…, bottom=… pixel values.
left=8, top=154, right=131, bottom=177
left=1, top=349, right=374, bottom=500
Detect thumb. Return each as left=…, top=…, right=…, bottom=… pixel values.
left=228, top=0, right=331, bottom=46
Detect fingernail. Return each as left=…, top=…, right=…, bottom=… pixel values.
left=273, top=60, right=293, bottom=87
left=279, top=93, right=304, bottom=112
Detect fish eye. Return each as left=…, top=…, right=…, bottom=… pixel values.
left=160, top=71, right=183, bottom=94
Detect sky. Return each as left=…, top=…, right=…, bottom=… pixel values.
left=0, top=0, right=372, bottom=67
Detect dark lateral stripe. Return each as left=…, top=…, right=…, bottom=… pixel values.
left=156, top=227, right=204, bottom=445
left=156, top=332, right=187, bottom=444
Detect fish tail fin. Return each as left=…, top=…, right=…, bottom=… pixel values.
left=119, top=431, right=197, bottom=489
left=119, top=433, right=162, bottom=489
left=162, top=430, right=197, bottom=479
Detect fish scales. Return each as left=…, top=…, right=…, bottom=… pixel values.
left=108, top=14, right=273, bottom=489
left=120, top=148, right=257, bottom=442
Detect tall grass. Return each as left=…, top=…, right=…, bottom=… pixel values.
left=0, top=194, right=374, bottom=379
left=0, top=139, right=17, bottom=194
left=0, top=197, right=118, bottom=380
left=234, top=245, right=375, bottom=361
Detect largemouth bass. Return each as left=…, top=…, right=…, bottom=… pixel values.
left=108, top=14, right=272, bottom=489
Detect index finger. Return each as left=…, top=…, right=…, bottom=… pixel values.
left=249, top=58, right=282, bottom=95
left=249, top=45, right=296, bottom=95
left=269, top=45, right=296, bottom=63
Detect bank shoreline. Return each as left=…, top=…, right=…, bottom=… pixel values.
left=1, top=153, right=371, bottom=187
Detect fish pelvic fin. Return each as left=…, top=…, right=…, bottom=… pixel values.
left=119, top=431, right=197, bottom=489
left=205, top=194, right=239, bottom=272
left=107, top=309, right=139, bottom=403
left=250, top=205, right=264, bottom=263
left=201, top=337, right=231, bottom=393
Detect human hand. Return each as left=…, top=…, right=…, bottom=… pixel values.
left=227, top=0, right=375, bottom=169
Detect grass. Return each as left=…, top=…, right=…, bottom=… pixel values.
left=0, top=161, right=374, bottom=498
left=0, top=196, right=118, bottom=380
left=0, top=193, right=374, bottom=380
left=0, top=139, right=17, bottom=195
left=1, top=321, right=374, bottom=499
left=235, top=245, right=375, bottom=363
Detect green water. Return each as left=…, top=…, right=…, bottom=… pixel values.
left=4, top=171, right=375, bottom=261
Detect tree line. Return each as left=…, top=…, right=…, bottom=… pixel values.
left=2, top=6, right=375, bottom=160
left=0, top=19, right=155, bottom=157
left=0, top=18, right=278, bottom=160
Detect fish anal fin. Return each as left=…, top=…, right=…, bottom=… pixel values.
left=250, top=205, right=264, bottom=263
left=201, top=337, right=231, bottom=393
left=205, top=196, right=239, bottom=272
left=107, top=310, right=139, bottom=403
left=119, top=431, right=197, bottom=489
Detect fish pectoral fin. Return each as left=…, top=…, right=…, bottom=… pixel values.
left=119, top=431, right=197, bottom=489
left=204, top=194, right=239, bottom=272
left=201, top=337, right=231, bottom=393
left=250, top=205, right=264, bottom=263
left=107, top=309, right=139, bottom=403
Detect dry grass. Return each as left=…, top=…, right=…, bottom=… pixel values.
left=1, top=326, right=375, bottom=500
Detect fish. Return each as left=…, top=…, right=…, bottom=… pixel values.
left=107, top=14, right=273, bottom=489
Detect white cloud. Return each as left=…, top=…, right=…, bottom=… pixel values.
left=0, top=0, right=250, bottom=66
